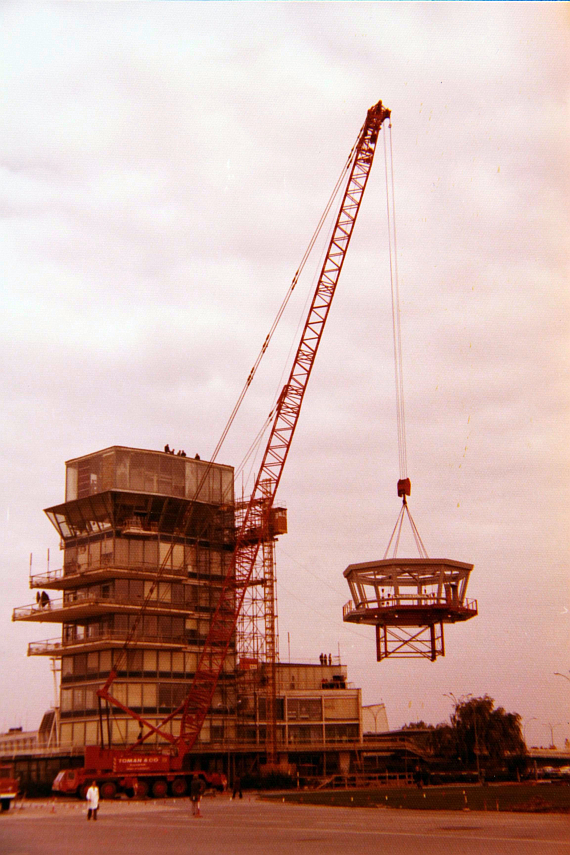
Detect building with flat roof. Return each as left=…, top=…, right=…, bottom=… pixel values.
left=14, top=446, right=236, bottom=750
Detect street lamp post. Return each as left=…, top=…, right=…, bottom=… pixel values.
left=542, top=721, right=561, bottom=749
left=443, top=692, right=458, bottom=713
left=523, top=717, right=537, bottom=746
left=554, top=672, right=570, bottom=750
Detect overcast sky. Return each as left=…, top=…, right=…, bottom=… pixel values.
left=1, top=2, right=568, bottom=749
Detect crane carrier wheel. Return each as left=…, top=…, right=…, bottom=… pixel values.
left=100, top=781, right=117, bottom=800
left=151, top=779, right=168, bottom=798
left=171, top=778, right=187, bottom=796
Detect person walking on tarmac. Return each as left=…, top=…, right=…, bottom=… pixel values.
left=86, top=781, right=99, bottom=821
left=190, top=775, right=205, bottom=817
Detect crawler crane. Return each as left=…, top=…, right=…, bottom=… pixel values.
left=53, top=100, right=392, bottom=799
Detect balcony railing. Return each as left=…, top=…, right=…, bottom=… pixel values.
left=29, top=568, right=65, bottom=588
left=30, top=558, right=189, bottom=587
left=28, top=631, right=190, bottom=656
left=13, top=594, right=195, bottom=621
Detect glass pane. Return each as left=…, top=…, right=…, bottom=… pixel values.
left=172, top=544, right=184, bottom=569
left=85, top=721, right=98, bottom=744
left=84, top=687, right=97, bottom=711
left=128, top=683, right=142, bottom=708
left=99, top=650, right=112, bottom=672
left=142, top=683, right=157, bottom=708
left=61, top=689, right=73, bottom=712
left=159, top=541, right=172, bottom=569
left=115, top=539, right=128, bottom=565
left=158, top=583, right=171, bottom=603
left=66, top=465, right=78, bottom=501
left=158, top=651, right=171, bottom=673
left=144, top=539, right=158, bottom=567
left=171, top=651, right=184, bottom=673
left=72, top=722, right=86, bottom=746
left=116, top=451, right=129, bottom=488
left=129, top=539, right=143, bottom=565
left=171, top=583, right=183, bottom=604
left=184, top=652, right=197, bottom=673
left=127, top=649, right=143, bottom=672
left=144, top=581, right=156, bottom=600
left=143, top=650, right=157, bottom=672
left=129, top=453, right=145, bottom=491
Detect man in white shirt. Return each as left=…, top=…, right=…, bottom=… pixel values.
left=86, top=781, right=99, bottom=821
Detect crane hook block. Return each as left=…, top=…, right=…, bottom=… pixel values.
left=397, top=478, right=411, bottom=498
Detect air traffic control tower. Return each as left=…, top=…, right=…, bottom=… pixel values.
left=13, top=446, right=237, bottom=749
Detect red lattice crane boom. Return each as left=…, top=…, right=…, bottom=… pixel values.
left=176, top=99, right=391, bottom=754
left=97, top=99, right=391, bottom=757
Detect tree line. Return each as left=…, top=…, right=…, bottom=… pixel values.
left=404, top=694, right=526, bottom=778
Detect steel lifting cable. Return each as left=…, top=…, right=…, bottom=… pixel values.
left=382, top=121, right=428, bottom=558
left=383, top=501, right=428, bottom=559
left=383, top=121, right=408, bottom=482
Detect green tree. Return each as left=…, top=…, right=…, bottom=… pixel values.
left=450, top=695, right=526, bottom=773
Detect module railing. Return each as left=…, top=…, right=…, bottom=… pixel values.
left=343, top=595, right=478, bottom=617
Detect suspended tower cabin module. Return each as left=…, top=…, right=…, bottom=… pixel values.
left=343, top=556, right=478, bottom=662
left=341, top=109, right=478, bottom=663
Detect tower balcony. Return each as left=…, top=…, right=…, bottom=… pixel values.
left=27, top=632, right=192, bottom=656
left=28, top=562, right=192, bottom=591
left=13, top=596, right=198, bottom=624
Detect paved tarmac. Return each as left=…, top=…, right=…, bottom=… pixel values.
left=1, top=794, right=569, bottom=855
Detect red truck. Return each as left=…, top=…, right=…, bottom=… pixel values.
left=52, top=746, right=226, bottom=799
left=0, top=764, right=19, bottom=811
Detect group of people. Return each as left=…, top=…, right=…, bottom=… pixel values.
left=164, top=444, right=187, bottom=457
left=164, top=444, right=201, bottom=459
left=319, top=653, right=333, bottom=665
